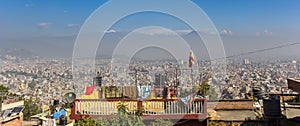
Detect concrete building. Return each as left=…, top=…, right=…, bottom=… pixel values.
left=155, top=73, right=166, bottom=87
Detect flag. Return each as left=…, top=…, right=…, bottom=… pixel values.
left=85, top=83, right=95, bottom=95
left=19, top=83, right=24, bottom=91
left=137, top=86, right=151, bottom=99
left=189, top=50, right=195, bottom=67
left=177, top=93, right=194, bottom=106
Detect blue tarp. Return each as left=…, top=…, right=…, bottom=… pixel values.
left=53, top=109, right=67, bottom=120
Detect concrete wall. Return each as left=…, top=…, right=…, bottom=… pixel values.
left=1, top=101, right=24, bottom=111
left=288, top=78, right=300, bottom=92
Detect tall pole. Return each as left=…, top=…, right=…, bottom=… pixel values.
left=281, top=88, right=286, bottom=116
left=191, top=68, right=193, bottom=86
left=135, top=68, right=138, bottom=98
left=199, top=70, right=202, bottom=85
left=165, top=70, right=168, bottom=86
left=135, top=69, right=137, bottom=87
left=139, top=72, right=142, bottom=89
left=165, top=71, right=167, bottom=83
left=175, top=68, right=178, bottom=86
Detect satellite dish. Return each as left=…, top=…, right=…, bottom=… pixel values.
left=62, top=92, right=76, bottom=103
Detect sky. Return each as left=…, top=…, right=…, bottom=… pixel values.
left=0, top=0, right=300, bottom=59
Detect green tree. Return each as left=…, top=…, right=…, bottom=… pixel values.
left=117, top=101, right=129, bottom=115
left=110, top=117, right=120, bottom=126
left=75, top=116, right=101, bottom=126
left=194, top=74, right=211, bottom=96
left=207, top=86, right=218, bottom=100
left=0, top=84, right=9, bottom=92
left=23, top=98, right=42, bottom=120
left=95, top=117, right=109, bottom=126
left=150, top=119, right=174, bottom=126
left=135, top=107, right=145, bottom=116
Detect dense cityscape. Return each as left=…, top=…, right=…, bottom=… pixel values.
left=1, top=52, right=299, bottom=105
left=1, top=0, right=300, bottom=126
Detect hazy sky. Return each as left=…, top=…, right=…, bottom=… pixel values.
left=0, top=0, right=300, bottom=59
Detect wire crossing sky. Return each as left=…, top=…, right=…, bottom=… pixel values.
left=207, top=42, right=300, bottom=61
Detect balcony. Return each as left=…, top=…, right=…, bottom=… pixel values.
left=70, top=98, right=207, bottom=120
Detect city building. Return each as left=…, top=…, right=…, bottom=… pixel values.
left=244, top=59, right=251, bottom=65
left=155, top=73, right=167, bottom=87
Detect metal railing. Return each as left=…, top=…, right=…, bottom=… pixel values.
left=75, top=99, right=138, bottom=115
left=143, top=99, right=204, bottom=115
left=73, top=98, right=205, bottom=116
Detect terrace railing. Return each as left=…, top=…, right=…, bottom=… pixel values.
left=71, top=98, right=207, bottom=120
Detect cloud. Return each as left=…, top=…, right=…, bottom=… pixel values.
left=136, top=28, right=222, bottom=36
left=137, top=28, right=177, bottom=36
left=104, top=29, right=117, bottom=34
left=67, top=24, right=79, bottom=28
left=136, top=28, right=193, bottom=36
left=175, top=30, right=193, bottom=35
left=193, top=28, right=221, bottom=35
left=37, top=22, right=51, bottom=29
left=220, top=29, right=233, bottom=35
left=256, top=29, right=273, bottom=36
left=263, top=30, right=273, bottom=36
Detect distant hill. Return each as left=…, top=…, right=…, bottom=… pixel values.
left=0, top=48, right=38, bottom=59
left=1, top=30, right=299, bottom=60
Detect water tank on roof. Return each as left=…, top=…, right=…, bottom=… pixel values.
left=253, top=87, right=264, bottom=99
left=263, top=94, right=281, bottom=117
left=94, top=72, right=102, bottom=87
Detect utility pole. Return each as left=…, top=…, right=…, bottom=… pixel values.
left=191, top=68, right=193, bottom=86
left=165, top=70, right=168, bottom=84
left=135, top=69, right=137, bottom=87
left=175, top=68, right=178, bottom=86
left=135, top=68, right=138, bottom=98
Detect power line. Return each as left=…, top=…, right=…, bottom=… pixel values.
left=207, top=42, right=300, bottom=62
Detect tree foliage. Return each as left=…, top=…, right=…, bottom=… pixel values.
left=150, top=119, right=174, bottom=126
left=194, top=73, right=211, bottom=96
left=0, top=85, right=41, bottom=121
left=207, top=86, right=219, bottom=100
left=135, top=106, right=145, bottom=116
left=23, top=98, right=42, bottom=120
left=0, top=84, right=9, bottom=92
left=117, top=101, right=129, bottom=115
left=75, top=117, right=101, bottom=126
